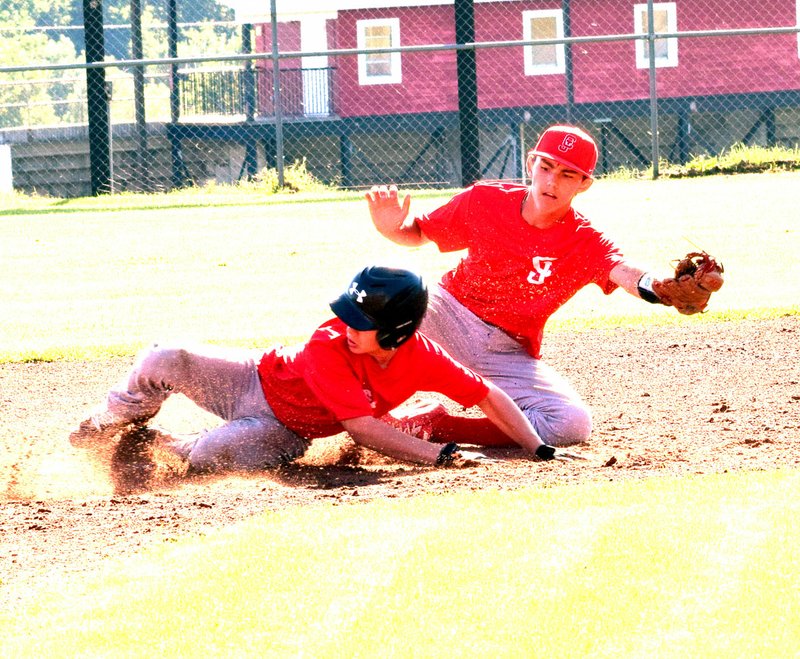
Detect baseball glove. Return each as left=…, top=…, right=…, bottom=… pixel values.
left=652, top=251, right=725, bottom=315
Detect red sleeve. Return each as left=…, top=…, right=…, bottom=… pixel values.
left=409, top=334, right=490, bottom=408
left=578, top=219, right=625, bottom=294
left=416, top=187, right=474, bottom=252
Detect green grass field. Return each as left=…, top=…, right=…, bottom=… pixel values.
left=1, top=171, right=798, bottom=361
left=2, top=173, right=799, bottom=655
left=4, top=469, right=799, bottom=656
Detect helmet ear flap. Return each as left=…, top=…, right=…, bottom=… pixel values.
left=376, top=328, right=397, bottom=350
left=376, top=318, right=417, bottom=350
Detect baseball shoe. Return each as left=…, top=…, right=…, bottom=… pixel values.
left=383, top=399, right=448, bottom=441
left=69, top=409, right=137, bottom=448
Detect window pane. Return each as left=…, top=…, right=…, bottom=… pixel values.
left=653, top=9, right=669, bottom=58
left=533, top=16, right=556, bottom=39
left=653, top=38, right=668, bottom=58
left=365, top=25, right=391, bottom=49
left=357, top=19, right=401, bottom=84
left=640, top=7, right=671, bottom=61
left=363, top=24, right=394, bottom=79
left=366, top=55, right=391, bottom=76
left=531, top=16, right=557, bottom=67
left=653, top=9, right=669, bottom=33
left=641, top=9, right=669, bottom=34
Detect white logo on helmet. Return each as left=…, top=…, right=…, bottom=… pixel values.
left=558, top=134, right=577, bottom=153
left=349, top=281, right=367, bottom=304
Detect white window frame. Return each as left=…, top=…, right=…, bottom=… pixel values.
left=523, top=9, right=565, bottom=76
left=634, top=2, right=678, bottom=69
left=357, top=18, right=402, bottom=86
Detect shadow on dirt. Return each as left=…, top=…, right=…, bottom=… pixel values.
left=105, top=430, right=418, bottom=495
left=101, top=427, right=533, bottom=496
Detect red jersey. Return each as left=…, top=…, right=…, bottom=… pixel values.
left=257, top=318, right=489, bottom=439
left=418, top=181, right=623, bottom=358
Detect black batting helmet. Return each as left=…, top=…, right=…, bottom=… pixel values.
left=330, top=266, right=428, bottom=349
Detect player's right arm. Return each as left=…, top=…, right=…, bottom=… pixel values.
left=342, top=415, right=442, bottom=464
left=365, top=184, right=430, bottom=247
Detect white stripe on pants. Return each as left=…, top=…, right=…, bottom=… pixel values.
left=421, top=286, right=592, bottom=446
left=104, top=343, right=307, bottom=472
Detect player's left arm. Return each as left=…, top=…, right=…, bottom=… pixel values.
left=609, top=252, right=725, bottom=315
left=609, top=255, right=724, bottom=314
left=609, top=261, right=649, bottom=298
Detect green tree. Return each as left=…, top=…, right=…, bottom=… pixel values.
left=0, top=31, right=81, bottom=128
left=0, top=0, right=240, bottom=130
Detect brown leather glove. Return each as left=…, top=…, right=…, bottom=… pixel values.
left=652, top=252, right=725, bottom=315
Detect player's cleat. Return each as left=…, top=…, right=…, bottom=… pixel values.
left=383, top=399, right=448, bottom=441
left=69, top=409, right=137, bottom=448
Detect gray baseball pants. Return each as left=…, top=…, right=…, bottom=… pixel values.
left=103, top=343, right=307, bottom=472
left=421, top=286, right=592, bottom=446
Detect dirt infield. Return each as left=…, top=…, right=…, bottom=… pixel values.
left=2, top=316, right=799, bottom=604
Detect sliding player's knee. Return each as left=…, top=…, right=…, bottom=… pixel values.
left=527, top=402, right=592, bottom=447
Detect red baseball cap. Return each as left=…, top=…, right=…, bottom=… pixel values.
left=528, top=125, right=599, bottom=178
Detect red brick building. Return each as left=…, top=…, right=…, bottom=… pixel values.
left=207, top=0, right=800, bottom=184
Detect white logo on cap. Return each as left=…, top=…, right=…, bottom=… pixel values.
left=349, top=281, right=367, bottom=303
left=558, top=135, right=577, bottom=153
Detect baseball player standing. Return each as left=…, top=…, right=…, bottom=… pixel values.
left=366, top=125, right=723, bottom=447
left=70, top=266, right=573, bottom=474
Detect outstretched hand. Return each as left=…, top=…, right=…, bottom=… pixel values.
left=365, top=184, right=412, bottom=234
left=551, top=449, right=587, bottom=462
left=535, top=443, right=587, bottom=462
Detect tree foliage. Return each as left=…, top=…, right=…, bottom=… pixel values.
left=0, top=0, right=238, bottom=128
left=0, top=25, right=81, bottom=127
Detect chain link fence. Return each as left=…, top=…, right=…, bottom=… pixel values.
left=1, top=0, right=799, bottom=196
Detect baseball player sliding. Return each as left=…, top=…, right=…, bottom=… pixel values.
left=70, top=266, right=578, bottom=479
left=366, top=124, right=724, bottom=448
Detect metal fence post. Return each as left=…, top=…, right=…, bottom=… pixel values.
left=562, top=0, right=575, bottom=123
left=455, top=0, right=480, bottom=187
left=167, top=0, right=190, bottom=189
left=271, top=0, right=285, bottom=188
left=83, top=0, right=112, bottom=195
left=647, top=0, right=661, bottom=179
left=131, top=0, right=148, bottom=191
left=242, top=23, right=258, bottom=180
